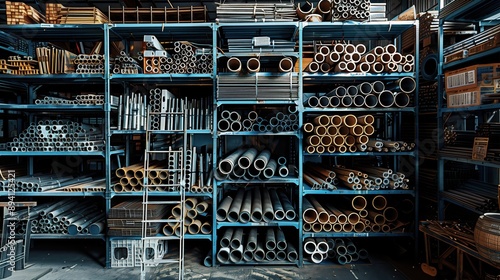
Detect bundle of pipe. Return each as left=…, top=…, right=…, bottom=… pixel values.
left=74, top=54, right=104, bottom=74
left=304, top=42, right=414, bottom=75
left=441, top=179, right=499, bottom=212
left=303, top=237, right=368, bottom=264
left=365, top=139, right=416, bottom=153
left=162, top=198, right=212, bottom=236
left=216, top=187, right=296, bottom=223
left=304, top=162, right=338, bottom=190
left=302, top=195, right=408, bottom=234
left=3, top=175, right=104, bottom=193
left=443, top=21, right=500, bottom=61
left=217, top=227, right=297, bottom=264
left=330, top=165, right=408, bottom=190
left=112, top=51, right=142, bottom=74
left=422, top=220, right=475, bottom=249
left=35, top=94, right=105, bottom=106
left=302, top=114, right=375, bottom=154
left=217, top=73, right=299, bottom=100
left=305, top=79, right=414, bottom=109
left=26, top=199, right=105, bottom=235
left=7, top=119, right=104, bottom=152
left=116, top=91, right=147, bottom=131
left=216, top=147, right=296, bottom=181
left=296, top=0, right=370, bottom=22
left=144, top=41, right=212, bottom=74
left=186, top=147, right=214, bottom=194
left=114, top=162, right=145, bottom=192
left=216, top=2, right=297, bottom=22
left=217, top=107, right=298, bottom=133
left=226, top=57, right=295, bottom=73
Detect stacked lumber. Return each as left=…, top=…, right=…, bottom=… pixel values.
left=5, top=1, right=45, bottom=24
left=35, top=47, right=77, bottom=74
left=6, top=56, right=39, bottom=75
left=45, top=3, right=108, bottom=24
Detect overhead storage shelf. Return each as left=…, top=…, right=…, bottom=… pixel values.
left=301, top=21, right=416, bottom=41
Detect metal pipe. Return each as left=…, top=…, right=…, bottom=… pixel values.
left=394, top=92, right=410, bottom=108
left=253, top=149, right=271, bottom=171
left=352, top=196, right=367, bottom=211
left=378, top=90, right=395, bottom=107
left=227, top=57, right=242, bottom=72
left=261, top=187, right=274, bottom=222
left=216, top=195, right=233, bottom=221
left=251, top=187, right=263, bottom=222
left=383, top=206, right=398, bottom=222
left=239, top=189, right=252, bottom=223
left=386, top=77, right=416, bottom=93
left=227, top=189, right=245, bottom=222
left=247, top=58, right=260, bottom=72
left=279, top=57, right=294, bottom=72
left=372, top=195, right=387, bottom=210
left=218, top=148, right=245, bottom=175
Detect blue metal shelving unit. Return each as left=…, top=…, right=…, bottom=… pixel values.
left=436, top=0, right=500, bottom=220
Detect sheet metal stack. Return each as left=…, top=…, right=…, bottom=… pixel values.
left=217, top=227, right=298, bottom=264
left=218, top=73, right=298, bottom=101
left=5, top=1, right=45, bottom=24
left=7, top=120, right=103, bottom=152
left=108, top=200, right=167, bottom=236
left=216, top=147, right=296, bottom=181
left=302, top=195, right=411, bottom=234
left=217, top=107, right=298, bottom=133
left=304, top=162, right=409, bottom=191
left=304, top=43, right=414, bottom=74
left=216, top=187, right=296, bottom=223
left=162, top=198, right=212, bottom=236
left=227, top=38, right=296, bottom=53
left=303, top=237, right=368, bottom=264
left=23, top=199, right=105, bottom=235
left=216, top=2, right=297, bottom=22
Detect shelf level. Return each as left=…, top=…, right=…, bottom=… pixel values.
left=439, top=155, right=500, bottom=168
left=216, top=177, right=299, bottom=186
left=30, top=234, right=105, bottom=240
left=302, top=232, right=414, bottom=238
left=0, top=74, right=104, bottom=84
left=218, top=131, right=298, bottom=137
left=303, top=72, right=415, bottom=82
left=301, top=21, right=416, bottom=41
left=0, top=191, right=105, bottom=197
left=304, top=151, right=416, bottom=157
left=444, top=46, right=500, bottom=70
left=303, top=107, right=416, bottom=113
left=0, top=24, right=105, bottom=41
left=216, top=221, right=298, bottom=229
left=440, top=195, right=485, bottom=215
left=439, top=0, right=500, bottom=22
left=109, top=73, right=214, bottom=84
left=0, top=104, right=103, bottom=112
left=111, top=191, right=212, bottom=198
left=303, top=188, right=414, bottom=196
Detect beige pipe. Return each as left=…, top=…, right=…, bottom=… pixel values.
left=354, top=222, right=366, bottom=233
left=337, top=145, right=347, bottom=153
left=333, top=43, right=345, bottom=53
left=312, top=223, right=323, bottom=232
left=330, top=115, right=342, bottom=126
left=357, top=115, right=374, bottom=125
left=383, top=207, right=398, bottom=222
left=313, top=115, right=330, bottom=126
left=342, top=223, right=353, bottom=232
left=296, top=1, right=315, bottom=20
left=308, top=196, right=330, bottom=224
left=303, top=122, right=314, bottom=133
left=185, top=197, right=199, bottom=210
left=342, top=114, right=357, bottom=127
left=322, top=223, right=333, bottom=232
left=201, top=221, right=212, bottom=234
left=227, top=57, right=242, bottom=72
left=314, top=53, right=325, bottom=63
left=303, top=222, right=312, bottom=232
left=344, top=135, right=356, bottom=146
left=363, top=124, right=375, bottom=135
left=348, top=145, right=357, bottom=153
left=279, top=57, right=294, bottom=72
left=188, top=219, right=202, bottom=234
left=345, top=61, right=356, bottom=72
left=315, top=125, right=327, bottom=136
left=349, top=125, right=364, bottom=136
left=316, top=145, right=326, bottom=154
left=327, top=126, right=338, bottom=136
left=247, top=58, right=260, bottom=72
left=334, top=61, right=347, bottom=72
left=356, top=135, right=369, bottom=145
left=326, top=51, right=341, bottom=65
left=368, top=46, right=384, bottom=56
left=368, top=211, right=386, bottom=225
left=343, top=209, right=360, bottom=225
left=113, top=183, right=123, bottom=192
left=376, top=52, right=392, bottom=63
left=320, top=136, right=333, bottom=146
left=344, top=44, right=355, bottom=54
left=371, top=224, right=381, bottom=232
left=314, top=0, right=332, bottom=14
left=306, top=146, right=316, bottom=154
left=352, top=195, right=367, bottom=211
left=391, top=52, right=402, bottom=64
left=360, top=53, right=376, bottom=64
left=372, top=195, right=387, bottom=210
left=333, top=223, right=343, bottom=232
left=385, top=44, right=397, bottom=54
left=305, top=61, right=320, bottom=72
left=359, top=209, right=368, bottom=218
left=307, top=135, right=321, bottom=146
left=325, top=205, right=347, bottom=224
left=356, top=62, right=370, bottom=73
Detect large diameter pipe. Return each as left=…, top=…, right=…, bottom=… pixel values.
left=372, top=195, right=387, bottom=210
left=239, top=189, right=252, bottom=223
left=279, top=57, right=294, bottom=72
left=265, top=228, right=276, bottom=250
left=216, top=195, right=233, bottom=221
left=220, top=228, right=234, bottom=248
left=246, top=228, right=258, bottom=251
left=302, top=197, right=318, bottom=223
left=218, top=148, right=245, bottom=175
left=251, top=187, right=263, bottom=222
left=296, top=1, right=314, bottom=19
left=261, top=187, right=274, bottom=222
left=394, top=92, right=410, bottom=108
left=237, top=148, right=258, bottom=169
left=386, top=77, right=416, bottom=94
left=227, top=189, right=245, bottom=222
left=247, top=58, right=260, bottom=72
left=230, top=228, right=244, bottom=250
left=352, top=196, right=367, bottom=211
left=227, top=57, right=242, bottom=72
left=378, top=90, right=395, bottom=108
left=253, top=149, right=271, bottom=171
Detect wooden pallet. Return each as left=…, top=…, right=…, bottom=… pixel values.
left=6, top=1, right=45, bottom=24
left=108, top=6, right=207, bottom=23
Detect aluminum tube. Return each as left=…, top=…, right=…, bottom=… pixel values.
left=230, top=228, right=244, bottom=250
left=251, top=187, right=263, bottom=222
left=218, top=148, right=245, bottom=174
left=237, top=148, right=258, bottom=169
left=227, top=189, right=245, bottom=222
left=227, top=57, right=242, bottom=72
left=279, top=57, right=294, bottom=72
left=357, top=82, right=373, bottom=95
left=216, top=195, right=233, bottom=221
left=371, top=81, right=385, bottom=94
left=311, top=252, right=324, bottom=264
left=378, top=90, right=395, bottom=107
left=372, top=195, right=387, bottom=210
left=316, top=238, right=329, bottom=254
left=394, top=92, right=410, bottom=108
left=201, top=222, right=212, bottom=234
left=328, top=96, right=340, bottom=107
left=217, top=247, right=230, bottom=264
left=304, top=238, right=317, bottom=254
left=247, top=58, right=260, bottom=72
left=363, top=94, right=377, bottom=108
left=386, top=77, right=416, bottom=93
left=261, top=187, right=275, bottom=222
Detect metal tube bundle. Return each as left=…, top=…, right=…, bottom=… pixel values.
left=441, top=179, right=499, bottom=212
left=217, top=187, right=296, bottom=223
left=304, top=42, right=414, bottom=74
left=9, top=175, right=105, bottom=193
left=217, top=227, right=296, bottom=264
left=26, top=199, right=104, bottom=235
left=7, top=119, right=104, bottom=152
left=303, top=114, right=374, bottom=154
left=74, top=54, right=104, bottom=74
left=303, top=237, right=368, bottom=264
left=35, top=94, right=105, bottom=106
left=162, top=199, right=212, bottom=236
left=116, top=91, right=147, bottom=131
left=218, top=108, right=298, bottom=133
left=216, top=146, right=295, bottom=181
left=302, top=195, right=409, bottom=234
left=216, top=2, right=297, bottom=22
left=143, top=40, right=213, bottom=74
left=112, top=51, right=142, bottom=74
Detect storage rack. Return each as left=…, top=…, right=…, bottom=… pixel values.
left=433, top=0, right=500, bottom=277
left=0, top=18, right=420, bottom=268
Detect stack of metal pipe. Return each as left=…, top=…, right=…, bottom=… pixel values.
left=216, top=187, right=296, bottom=223
left=303, top=114, right=375, bottom=154
left=114, top=162, right=145, bottom=192
left=1, top=175, right=104, bottom=193
left=297, top=0, right=370, bottom=22
left=74, top=54, right=104, bottom=74
left=216, top=2, right=297, bottom=22
left=112, top=51, right=142, bottom=74
left=303, top=237, right=368, bottom=264
left=441, top=179, right=499, bottom=212
left=162, top=198, right=212, bottom=236
left=27, top=199, right=105, bottom=235
left=305, top=78, right=415, bottom=109
left=116, top=91, right=148, bottom=131
left=217, top=227, right=298, bottom=264
left=218, top=107, right=298, bottom=133
left=35, top=94, right=104, bottom=105
left=7, top=120, right=103, bottom=152
left=185, top=147, right=213, bottom=193
left=225, top=56, right=295, bottom=73
left=302, top=195, right=410, bottom=234
left=144, top=41, right=212, bottom=74
left=304, top=43, right=414, bottom=74
left=216, top=147, right=296, bottom=181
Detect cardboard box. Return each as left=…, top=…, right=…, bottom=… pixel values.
left=446, top=82, right=500, bottom=108
left=445, top=63, right=500, bottom=92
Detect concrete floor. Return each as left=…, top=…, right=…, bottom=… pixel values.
left=4, top=239, right=434, bottom=280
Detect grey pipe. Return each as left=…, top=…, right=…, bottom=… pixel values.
left=261, top=187, right=274, bottom=222
left=269, top=189, right=285, bottom=220
left=286, top=243, right=298, bottom=262
left=385, top=77, right=416, bottom=94
left=265, top=228, right=276, bottom=250
left=279, top=191, right=296, bottom=220
left=246, top=228, right=258, bottom=252
left=251, top=187, right=263, bottom=222
left=254, top=241, right=265, bottom=261
left=216, top=195, right=233, bottom=221
left=220, top=228, right=234, bottom=248
left=237, top=148, right=258, bottom=169
left=394, top=92, right=410, bottom=108
left=217, top=247, right=230, bottom=264
left=227, top=189, right=245, bottom=222
left=253, top=149, right=271, bottom=171
left=218, top=148, right=245, bottom=175
left=239, top=189, right=252, bottom=223
left=230, top=228, right=244, bottom=250
left=262, top=159, right=277, bottom=179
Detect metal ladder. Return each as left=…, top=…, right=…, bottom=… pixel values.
left=141, top=103, right=187, bottom=280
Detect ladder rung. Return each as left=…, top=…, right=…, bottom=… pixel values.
left=142, top=236, right=181, bottom=240
left=143, top=201, right=181, bottom=205
left=143, top=259, right=180, bottom=265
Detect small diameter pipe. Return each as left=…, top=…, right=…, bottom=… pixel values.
left=227, top=57, right=242, bottom=72
left=279, top=57, right=294, bottom=72
left=247, top=58, right=260, bottom=72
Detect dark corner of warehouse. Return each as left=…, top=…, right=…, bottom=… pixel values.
left=0, top=0, right=499, bottom=279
